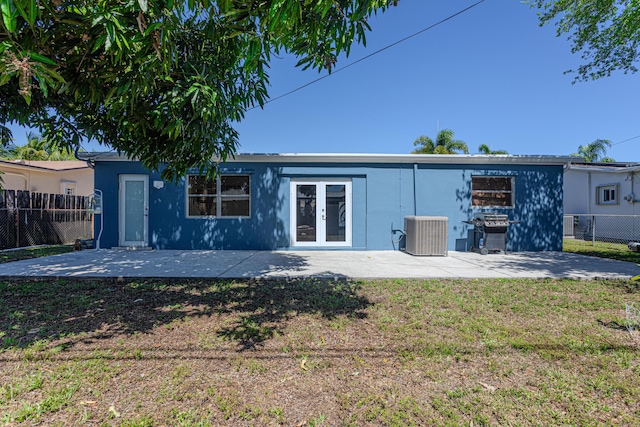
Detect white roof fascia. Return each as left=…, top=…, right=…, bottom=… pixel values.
left=0, top=159, right=89, bottom=172
left=566, top=164, right=640, bottom=174
left=89, top=152, right=576, bottom=166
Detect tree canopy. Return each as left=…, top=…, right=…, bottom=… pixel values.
left=1, top=0, right=397, bottom=179
left=411, top=129, right=469, bottom=155
left=531, top=0, right=640, bottom=81
left=478, top=143, right=507, bottom=155
left=0, top=132, right=77, bottom=160
left=571, top=139, right=615, bottom=163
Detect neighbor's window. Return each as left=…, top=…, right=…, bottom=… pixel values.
left=187, top=175, right=250, bottom=217
left=596, top=184, right=618, bottom=205
left=60, top=181, right=76, bottom=195
left=472, top=176, right=515, bottom=207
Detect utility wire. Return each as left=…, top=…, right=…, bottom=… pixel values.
left=249, top=0, right=486, bottom=110
left=612, top=134, right=640, bottom=146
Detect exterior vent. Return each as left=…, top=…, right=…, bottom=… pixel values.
left=404, top=216, right=448, bottom=256
left=563, top=215, right=574, bottom=236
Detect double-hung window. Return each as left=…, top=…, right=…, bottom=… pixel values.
left=471, top=176, right=515, bottom=208
left=187, top=175, right=250, bottom=217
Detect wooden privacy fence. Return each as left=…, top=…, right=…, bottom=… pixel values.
left=0, top=190, right=93, bottom=250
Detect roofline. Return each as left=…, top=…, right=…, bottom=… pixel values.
left=0, top=159, right=90, bottom=172
left=566, top=163, right=640, bottom=174
left=86, top=152, right=576, bottom=166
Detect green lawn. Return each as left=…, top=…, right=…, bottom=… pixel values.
left=563, top=239, right=640, bottom=264
left=1, top=277, right=639, bottom=426
left=0, top=245, right=73, bottom=265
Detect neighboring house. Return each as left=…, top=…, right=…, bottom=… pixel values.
left=564, top=161, right=640, bottom=241
left=0, top=160, right=94, bottom=196
left=90, top=153, right=572, bottom=251
left=564, top=162, right=640, bottom=215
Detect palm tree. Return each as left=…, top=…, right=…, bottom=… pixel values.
left=11, top=132, right=50, bottom=160
left=411, top=129, right=469, bottom=154
left=4, top=132, right=77, bottom=161
left=571, top=139, right=615, bottom=162
left=0, top=124, right=12, bottom=147
left=478, top=144, right=508, bottom=155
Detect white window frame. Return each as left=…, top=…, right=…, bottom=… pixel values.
left=471, top=176, right=515, bottom=208
left=596, top=184, right=619, bottom=205
left=60, top=180, right=76, bottom=195
left=186, top=174, right=251, bottom=218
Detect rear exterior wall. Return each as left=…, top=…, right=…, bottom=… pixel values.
left=94, top=161, right=563, bottom=251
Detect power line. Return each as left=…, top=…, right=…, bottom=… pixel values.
left=249, top=0, right=486, bottom=110
left=612, top=134, right=640, bottom=146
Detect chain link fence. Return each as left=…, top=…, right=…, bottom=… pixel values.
left=0, top=208, right=93, bottom=249
left=0, top=189, right=94, bottom=250
left=564, top=214, right=640, bottom=247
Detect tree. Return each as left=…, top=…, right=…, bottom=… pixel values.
left=477, top=144, right=508, bottom=155
left=571, top=139, right=615, bottom=163
left=1, top=132, right=77, bottom=160
left=411, top=129, right=469, bottom=154
left=531, top=1, right=640, bottom=81
left=0, top=1, right=398, bottom=180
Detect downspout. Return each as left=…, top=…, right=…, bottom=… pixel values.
left=587, top=171, right=592, bottom=214
left=75, top=146, right=102, bottom=249
left=75, top=146, right=95, bottom=169
left=413, top=163, right=417, bottom=215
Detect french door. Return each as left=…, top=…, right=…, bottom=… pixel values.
left=119, top=174, right=149, bottom=247
left=290, top=179, right=352, bottom=247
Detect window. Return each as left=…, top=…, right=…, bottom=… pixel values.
left=187, top=175, right=250, bottom=217
left=472, top=176, right=515, bottom=207
left=596, top=184, right=618, bottom=205
left=60, top=181, right=76, bottom=195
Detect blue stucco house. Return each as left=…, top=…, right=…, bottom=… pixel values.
left=90, top=153, right=572, bottom=252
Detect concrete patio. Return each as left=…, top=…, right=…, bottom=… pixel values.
left=0, top=249, right=638, bottom=280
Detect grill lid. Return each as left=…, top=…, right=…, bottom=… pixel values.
left=474, top=212, right=509, bottom=222
left=466, top=212, right=518, bottom=227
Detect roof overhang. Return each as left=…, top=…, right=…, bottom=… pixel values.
left=86, top=152, right=576, bottom=166
left=565, top=163, right=640, bottom=174
left=0, top=159, right=90, bottom=172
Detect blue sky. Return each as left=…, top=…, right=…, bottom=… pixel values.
left=6, top=0, right=640, bottom=161
left=235, top=0, right=640, bottom=161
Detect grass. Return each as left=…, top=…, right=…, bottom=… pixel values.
left=563, top=239, right=640, bottom=264
left=0, top=245, right=73, bottom=264
left=0, top=277, right=639, bottom=425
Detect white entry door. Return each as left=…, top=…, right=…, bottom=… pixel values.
left=119, top=175, right=149, bottom=247
left=290, top=180, right=352, bottom=247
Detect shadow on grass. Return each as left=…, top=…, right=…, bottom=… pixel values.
left=0, top=276, right=370, bottom=351
left=597, top=319, right=629, bottom=331
left=0, top=245, right=73, bottom=264
left=602, top=279, right=640, bottom=294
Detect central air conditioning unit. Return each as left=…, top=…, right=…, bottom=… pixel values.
left=563, top=215, right=575, bottom=236
left=404, top=216, right=448, bottom=256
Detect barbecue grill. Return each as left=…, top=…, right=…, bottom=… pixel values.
left=464, top=212, right=519, bottom=255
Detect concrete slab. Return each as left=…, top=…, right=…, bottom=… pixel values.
left=0, top=249, right=638, bottom=280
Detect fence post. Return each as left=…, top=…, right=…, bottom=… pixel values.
left=592, top=215, right=596, bottom=247
left=14, top=208, right=19, bottom=248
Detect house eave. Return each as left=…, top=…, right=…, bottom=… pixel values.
left=0, top=159, right=90, bottom=172
left=87, top=152, right=576, bottom=166
left=566, top=163, right=640, bottom=174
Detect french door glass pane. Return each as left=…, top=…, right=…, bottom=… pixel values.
left=325, top=185, right=346, bottom=242
left=296, top=185, right=316, bottom=242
